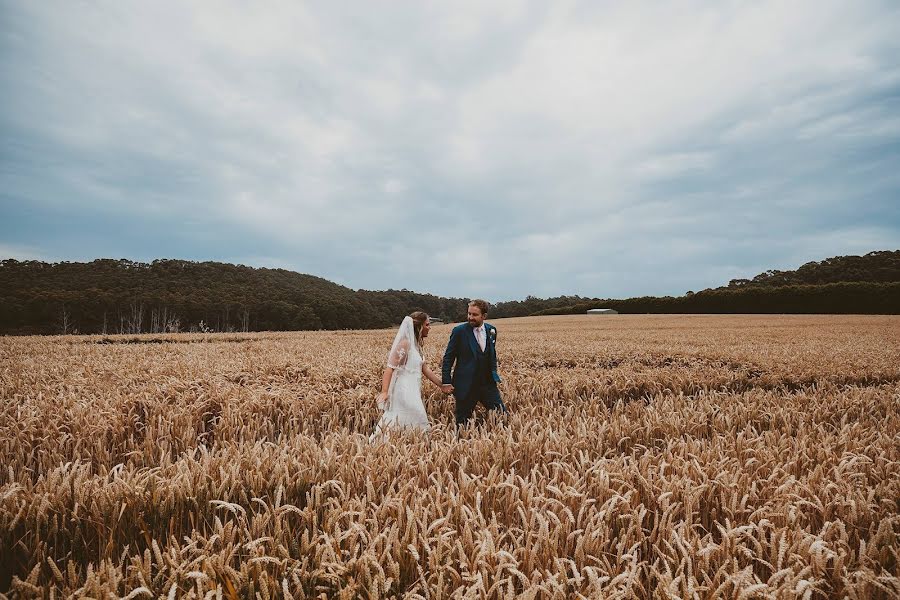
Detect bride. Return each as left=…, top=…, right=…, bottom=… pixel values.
left=372, top=312, right=452, bottom=437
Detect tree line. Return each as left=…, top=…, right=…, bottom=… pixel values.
left=517, top=250, right=900, bottom=317
left=531, top=281, right=900, bottom=316
left=1, top=250, right=897, bottom=334
left=0, top=259, right=471, bottom=335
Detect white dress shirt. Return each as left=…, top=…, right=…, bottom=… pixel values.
left=474, top=325, right=486, bottom=351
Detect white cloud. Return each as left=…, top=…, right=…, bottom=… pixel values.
left=0, top=243, right=49, bottom=261
left=2, top=1, right=898, bottom=300
left=798, top=106, right=900, bottom=140
left=634, top=153, right=714, bottom=179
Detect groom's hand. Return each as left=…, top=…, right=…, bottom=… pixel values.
left=440, top=384, right=453, bottom=394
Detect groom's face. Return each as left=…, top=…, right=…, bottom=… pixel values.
left=467, top=305, right=485, bottom=327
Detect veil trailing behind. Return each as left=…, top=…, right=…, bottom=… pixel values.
left=371, top=316, right=430, bottom=439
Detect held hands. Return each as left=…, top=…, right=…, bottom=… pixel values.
left=440, top=384, right=454, bottom=394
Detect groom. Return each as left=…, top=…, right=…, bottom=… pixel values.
left=442, top=299, right=508, bottom=426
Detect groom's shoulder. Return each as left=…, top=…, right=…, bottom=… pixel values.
left=451, top=323, right=468, bottom=333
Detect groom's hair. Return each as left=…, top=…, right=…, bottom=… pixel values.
left=468, top=299, right=489, bottom=315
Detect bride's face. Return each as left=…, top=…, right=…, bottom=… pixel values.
left=421, top=320, right=431, bottom=339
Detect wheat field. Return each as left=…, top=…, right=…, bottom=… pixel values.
left=1, top=314, right=899, bottom=599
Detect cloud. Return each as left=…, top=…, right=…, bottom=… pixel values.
left=0, top=243, right=49, bottom=262
left=633, top=153, right=715, bottom=180
left=2, top=1, right=899, bottom=300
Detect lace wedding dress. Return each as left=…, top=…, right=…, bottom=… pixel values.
left=371, top=316, right=430, bottom=438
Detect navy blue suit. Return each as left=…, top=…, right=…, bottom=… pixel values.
left=442, top=322, right=507, bottom=424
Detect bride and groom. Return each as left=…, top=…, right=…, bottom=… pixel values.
left=371, top=299, right=508, bottom=437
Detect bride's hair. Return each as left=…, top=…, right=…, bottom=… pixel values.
left=410, top=311, right=428, bottom=351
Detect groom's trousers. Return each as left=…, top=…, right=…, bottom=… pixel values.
left=455, top=382, right=508, bottom=425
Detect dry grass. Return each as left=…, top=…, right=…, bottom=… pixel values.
left=1, top=314, right=899, bottom=598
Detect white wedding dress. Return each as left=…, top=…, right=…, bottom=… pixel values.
left=371, top=317, right=430, bottom=438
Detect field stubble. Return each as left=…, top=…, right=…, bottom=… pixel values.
left=1, top=314, right=899, bottom=598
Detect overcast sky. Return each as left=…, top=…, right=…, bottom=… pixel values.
left=2, top=1, right=898, bottom=301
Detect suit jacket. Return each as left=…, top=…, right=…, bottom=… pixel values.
left=442, top=322, right=501, bottom=402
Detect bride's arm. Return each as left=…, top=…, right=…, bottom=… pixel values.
left=422, top=363, right=452, bottom=392
left=377, top=367, right=395, bottom=404
left=379, top=338, right=409, bottom=404
left=422, top=363, right=441, bottom=386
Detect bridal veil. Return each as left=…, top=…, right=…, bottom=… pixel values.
left=386, top=315, right=420, bottom=372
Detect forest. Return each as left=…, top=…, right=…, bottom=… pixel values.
left=530, top=250, right=900, bottom=316
left=1, top=250, right=897, bottom=334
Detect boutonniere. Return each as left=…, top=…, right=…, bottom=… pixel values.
left=489, top=329, right=497, bottom=339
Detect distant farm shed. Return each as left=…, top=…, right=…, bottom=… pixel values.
left=587, top=308, right=618, bottom=315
